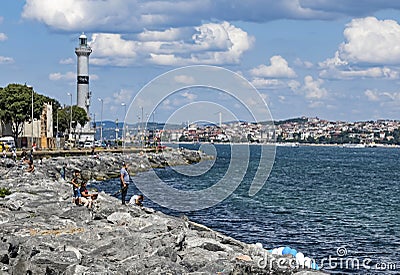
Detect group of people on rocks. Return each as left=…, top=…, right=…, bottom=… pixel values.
left=20, top=149, right=35, bottom=172
left=67, top=161, right=144, bottom=209
left=120, top=161, right=144, bottom=206
left=69, top=169, right=98, bottom=208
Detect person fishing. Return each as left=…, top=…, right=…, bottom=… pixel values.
left=120, top=162, right=130, bottom=205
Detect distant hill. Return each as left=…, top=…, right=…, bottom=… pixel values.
left=274, top=117, right=308, bottom=125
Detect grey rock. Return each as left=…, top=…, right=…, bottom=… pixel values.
left=0, top=150, right=327, bottom=275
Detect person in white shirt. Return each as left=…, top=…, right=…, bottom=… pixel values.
left=129, top=194, right=144, bottom=206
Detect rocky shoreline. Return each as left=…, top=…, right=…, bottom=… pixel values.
left=0, top=148, right=326, bottom=274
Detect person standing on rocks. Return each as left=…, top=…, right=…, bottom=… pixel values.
left=120, top=162, right=130, bottom=205
left=71, top=170, right=82, bottom=205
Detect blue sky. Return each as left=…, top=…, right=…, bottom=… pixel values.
left=2, top=1, right=400, bottom=124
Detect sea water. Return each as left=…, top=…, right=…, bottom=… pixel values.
left=91, top=145, right=400, bottom=274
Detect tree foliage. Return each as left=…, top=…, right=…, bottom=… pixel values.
left=0, top=84, right=60, bottom=142
left=55, top=105, right=89, bottom=134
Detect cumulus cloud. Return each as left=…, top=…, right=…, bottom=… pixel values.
left=322, top=17, right=400, bottom=66
left=340, top=17, right=400, bottom=64
left=302, top=76, right=328, bottom=99
left=0, top=33, right=7, bottom=41
left=291, top=76, right=328, bottom=99
left=250, top=56, right=297, bottom=78
left=89, top=33, right=137, bottom=66
left=319, top=51, right=348, bottom=68
left=89, top=22, right=253, bottom=66
left=0, top=56, right=14, bottom=64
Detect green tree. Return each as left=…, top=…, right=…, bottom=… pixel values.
left=0, top=84, right=60, bottom=143
left=56, top=105, right=89, bottom=135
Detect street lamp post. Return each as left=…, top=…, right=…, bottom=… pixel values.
left=141, top=106, right=144, bottom=148
left=98, top=98, right=103, bottom=143
left=115, top=119, right=119, bottom=146
left=56, top=107, right=61, bottom=149
left=30, top=86, right=34, bottom=147
left=67, top=93, right=73, bottom=139
left=121, top=103, right=127, bottom=149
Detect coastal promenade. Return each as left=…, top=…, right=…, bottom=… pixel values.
left=0, top=148, right=325, bottom=274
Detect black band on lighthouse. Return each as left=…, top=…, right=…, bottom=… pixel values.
left=77, top=75, right=89, bottom=84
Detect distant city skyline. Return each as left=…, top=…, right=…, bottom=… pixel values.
left=2, top=1, right=400, bottom=123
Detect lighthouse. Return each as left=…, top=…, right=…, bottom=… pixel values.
left=75, top=33, right=95, bottom=142
left=75, top=33, right=92, bottom=117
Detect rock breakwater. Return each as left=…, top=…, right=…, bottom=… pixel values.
left=0, top=148, right=325, bottom=274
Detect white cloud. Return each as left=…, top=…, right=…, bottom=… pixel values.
left=365, top=89, right=380, bottom=101
left=88, top=33, right=137, bottom=66
left=89, top=22, right=253, bottom=66
left=291, top=76, right=328, bottom=99
left=250, top=56, right=297, bottom=78
left=138, top=28, right=185, bottom=41
left=0, top=56, right=14, bottom=64
left=112, top=89, right=133, bottom=104
left=320, top=66, right=399, bottom=79
left=302, top=76, right=328, bottom=99
left=49, top=71, right=98, bottom=81
left=49, top=72, right=76, bottom=81
left=322, top=17, right=400, bottom=66
left=287, top=80, right=301, bottom=91
left=181, top=91, right=197, bottom=101
left=60, top=58, right=74, bottom=65
left=319, top=51, right=348, bottom=68
left=294, top=58, right=313, bottom=68
left=174, top=75, right=195, bottom=85
left=365, top=89, right=400, bottom=104
left=251, top=78, right=286, bottom=89
left=0, top=33, right=7, bottom=41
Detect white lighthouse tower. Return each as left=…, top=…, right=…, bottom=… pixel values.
left=75, top=33, right=94, bottom=141
left=75, top=33, right=92, bottom=115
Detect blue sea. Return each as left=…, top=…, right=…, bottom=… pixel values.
left=91, top=144, right=400, bottom=274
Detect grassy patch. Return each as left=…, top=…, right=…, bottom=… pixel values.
left=0, top=187, right=11, bottom=198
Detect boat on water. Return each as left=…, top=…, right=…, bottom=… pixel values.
left=342, top=143, right=366, bottom=148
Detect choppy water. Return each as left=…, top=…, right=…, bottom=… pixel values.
left=91, top=145, right=400, bottom=274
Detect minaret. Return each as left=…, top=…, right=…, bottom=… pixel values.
left=75, top=33, right=92, bottom=120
